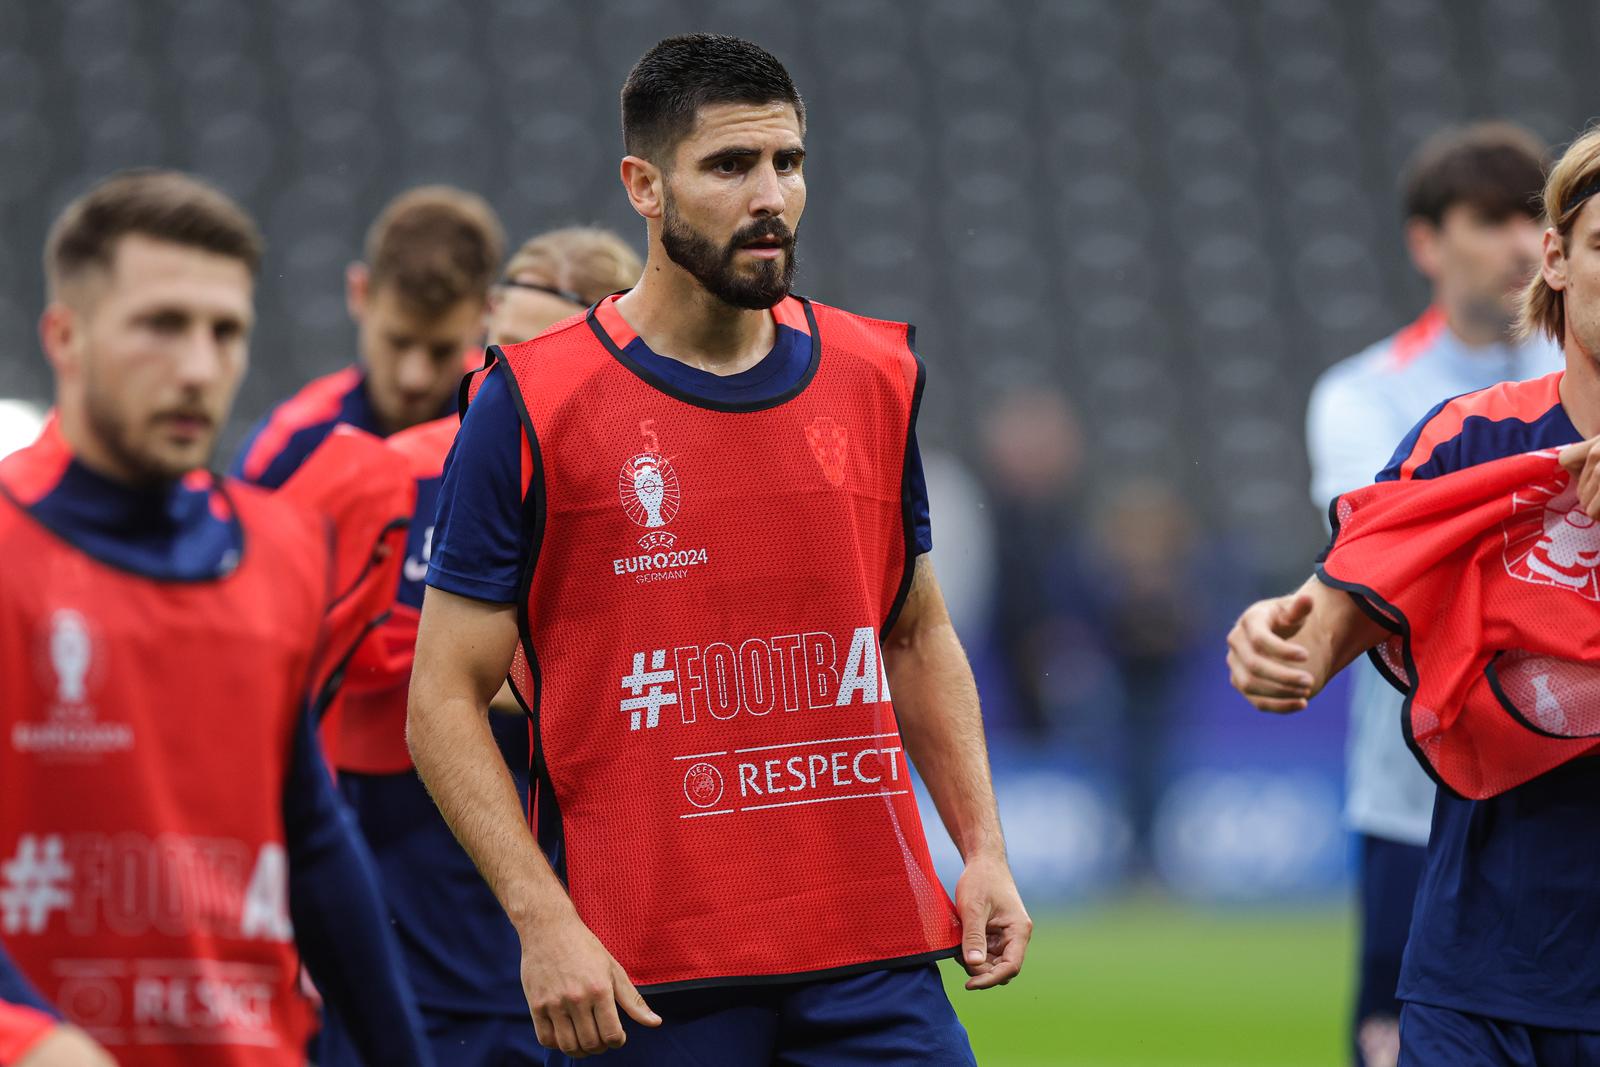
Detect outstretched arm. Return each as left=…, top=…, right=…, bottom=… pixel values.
left=1226, top=575, right=1389, bottom=712
left=281, top=711, right=433, bottom=1067
left=883, top=555, right=1031, bottom=990
left=407, top=586, right=659, bottom=1059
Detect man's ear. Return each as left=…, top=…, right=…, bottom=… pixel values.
left=38, top=302, right=80, bottom=379
left=1404, top=217, right=1442, bottom=282
left=1541, top=226, right=1569, bottom=293
left=620, top=155, right=665, bottom=221
left=346, top=262, right=370, bottom=323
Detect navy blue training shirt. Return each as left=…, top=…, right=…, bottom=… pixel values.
left=1373, top=372, right=1600, bottom=1029
left=427, top=316, right=934, bottom=605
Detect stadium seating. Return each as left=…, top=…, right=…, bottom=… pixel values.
left=2, top=0, right=1594, bottom=578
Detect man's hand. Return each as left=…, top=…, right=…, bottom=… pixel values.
left=954, top=852, right=1031, bottom=990
left=519, top=908, right=661, bottom=1058
left=1560, top=436, right=1600, bottom=519
left=17, top=1026, right=118, bottom=1067
left=1226, top=592, right=1316, bottom=713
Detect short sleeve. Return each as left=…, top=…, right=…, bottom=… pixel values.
left=1377, top=395, right=1458, bottom=483
left=424, top=364, right=533, bottom=603
left=905, top=429, right=932, bottom=555
left=1307, top=368, right=1410, bottom=510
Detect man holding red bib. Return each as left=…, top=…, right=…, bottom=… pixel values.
left=0, top=171, right=431, bottom=1067
left=408, top=34, right=1031, bottom=1065
left=1228, top=126, right=1600, bottom=1064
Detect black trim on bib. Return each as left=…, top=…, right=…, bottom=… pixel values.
left=881, top=324, right=926, bottom=641
left=485, top=342, right=568, bottom=885
left=584, top=297, right=823, bottom=413
left=635, top=945, right=960, bottom=995
left=1314, top=565, right=1457, bottom=798
left=1484, top=651, right=1600, bottom=741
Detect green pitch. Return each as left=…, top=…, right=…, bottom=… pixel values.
left=943, top=895, right=1354, bottom=1067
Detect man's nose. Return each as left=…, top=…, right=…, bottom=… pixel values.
left=748, top=162, right=786, bottom=219
left=174, top=326, right=224, bottom=388
left=396, top=349, right=436, bottom=394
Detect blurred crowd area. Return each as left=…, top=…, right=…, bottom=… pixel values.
left=3, top=0, right=1598, bottom=902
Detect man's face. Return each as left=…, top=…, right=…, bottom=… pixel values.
left=1423, top=203, right=1542, bottom=333
left=487, top=280, right=584, bottom=348
left=47, top=234, right=252, bottom=483
left=659, top=101, right=806, bottom=310
left=353, top=279, right=483, bottom=433
left=1547, top=199, right=1600, bottom=360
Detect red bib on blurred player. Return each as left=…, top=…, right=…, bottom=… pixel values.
left=274, top=425, right=414, bottom=770
left=475, top=294, right=961, bottom=990
left=0, top=433, right=330, bottom=1067
left=1321, top=448, right=1600, bottom=799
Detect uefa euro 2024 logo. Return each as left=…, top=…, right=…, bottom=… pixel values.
left=619, top=452, right=681, bottom=548
left=1504, top=474, right=1600, bottom=601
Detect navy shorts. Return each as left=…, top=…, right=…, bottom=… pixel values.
left=1355, top=834, right=1427, bottom=1065
left=1400, top=1002, right=1600, bottom=1066
left=543, top=962, right=975, bottom=1067
left=314, top=1008, right=543, bottom=1067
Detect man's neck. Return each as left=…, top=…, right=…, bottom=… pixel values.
left=1438, top=294, right=1514, bottom=350
left=1560, top=338, right=1600, bottom=438
left=613, top=255, right=775, bottom=376
left=54, top=410, right=161, bottom=491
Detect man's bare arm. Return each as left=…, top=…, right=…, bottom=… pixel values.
left=883, top=555, right=1030, bottom=990
left=407, top=586, right=658, bottom=1057
left=1225, top=575, right=1390, bottom=713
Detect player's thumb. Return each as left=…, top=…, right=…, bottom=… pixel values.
left=1273, top=593, right=1313, bottom=636
left=613, top=964, right=662, bottom=1028
left=960, top=900, right=989, bottom=967
left=1560, top=439, right=1594, bottom=472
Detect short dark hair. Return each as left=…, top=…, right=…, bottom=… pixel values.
left=621, top=33, right=805, bottom=165
left=365, top=185, right=505, bottom=316
left=45, top=169, right=262, bottom=296
left=1401, top=121, right=1549, bottom=226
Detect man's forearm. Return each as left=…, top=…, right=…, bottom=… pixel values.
left=884, top=602, right=1005, bottom=861
left=1298, top=574, right=1389, bottom=694
left=407, top=688, right=568, bottom=929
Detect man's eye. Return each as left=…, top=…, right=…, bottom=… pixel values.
left=148, top=313, right=186, bottom=334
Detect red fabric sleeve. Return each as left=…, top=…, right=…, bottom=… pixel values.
left=1320, top=448, right=1600, bottom=798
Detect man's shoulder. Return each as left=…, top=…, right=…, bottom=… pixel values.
left=235, top=367, right=364, bottom=485
left=1314, top=308, right=1447, bottom=394
left=1386, top=372, right=1570, bottom=480
left=386, top=416, right=458, bottom=481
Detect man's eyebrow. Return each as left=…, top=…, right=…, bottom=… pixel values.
left=698, top=144, right=807, bottom=166
left=699, top=146, right=761, bottom=166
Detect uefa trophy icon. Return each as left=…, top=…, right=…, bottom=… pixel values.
left=50, top=609, right=92, bottom=705
left=620, top=453, right=680, bottom=529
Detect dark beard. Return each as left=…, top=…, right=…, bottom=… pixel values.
left=661, top=196, right=797, bottom=310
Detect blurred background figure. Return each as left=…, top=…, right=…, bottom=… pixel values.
left=488, top=226, right=643, bottom=346
left=324, top=226, right=641, bottom=1067
left=5, top=3, right=1599, bottom=1064
left=1305, top=120, right=1554, bottom=1067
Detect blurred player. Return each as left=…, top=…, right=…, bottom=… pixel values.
left=0, top=171, right=432, bottom=1066
left=229, top=185, right=502, bottom=1062
left=330, top=227, right=641, bottom=1067
left=409, top=34, right=1030, bottom=1064
left=231, top=186, right=504, bottom=486
left=487, top=226, right=642, bottom=347
left=1231, top=127, right=1600, bottom=1066
left=1304, top=121, right=1555, bottom=1067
